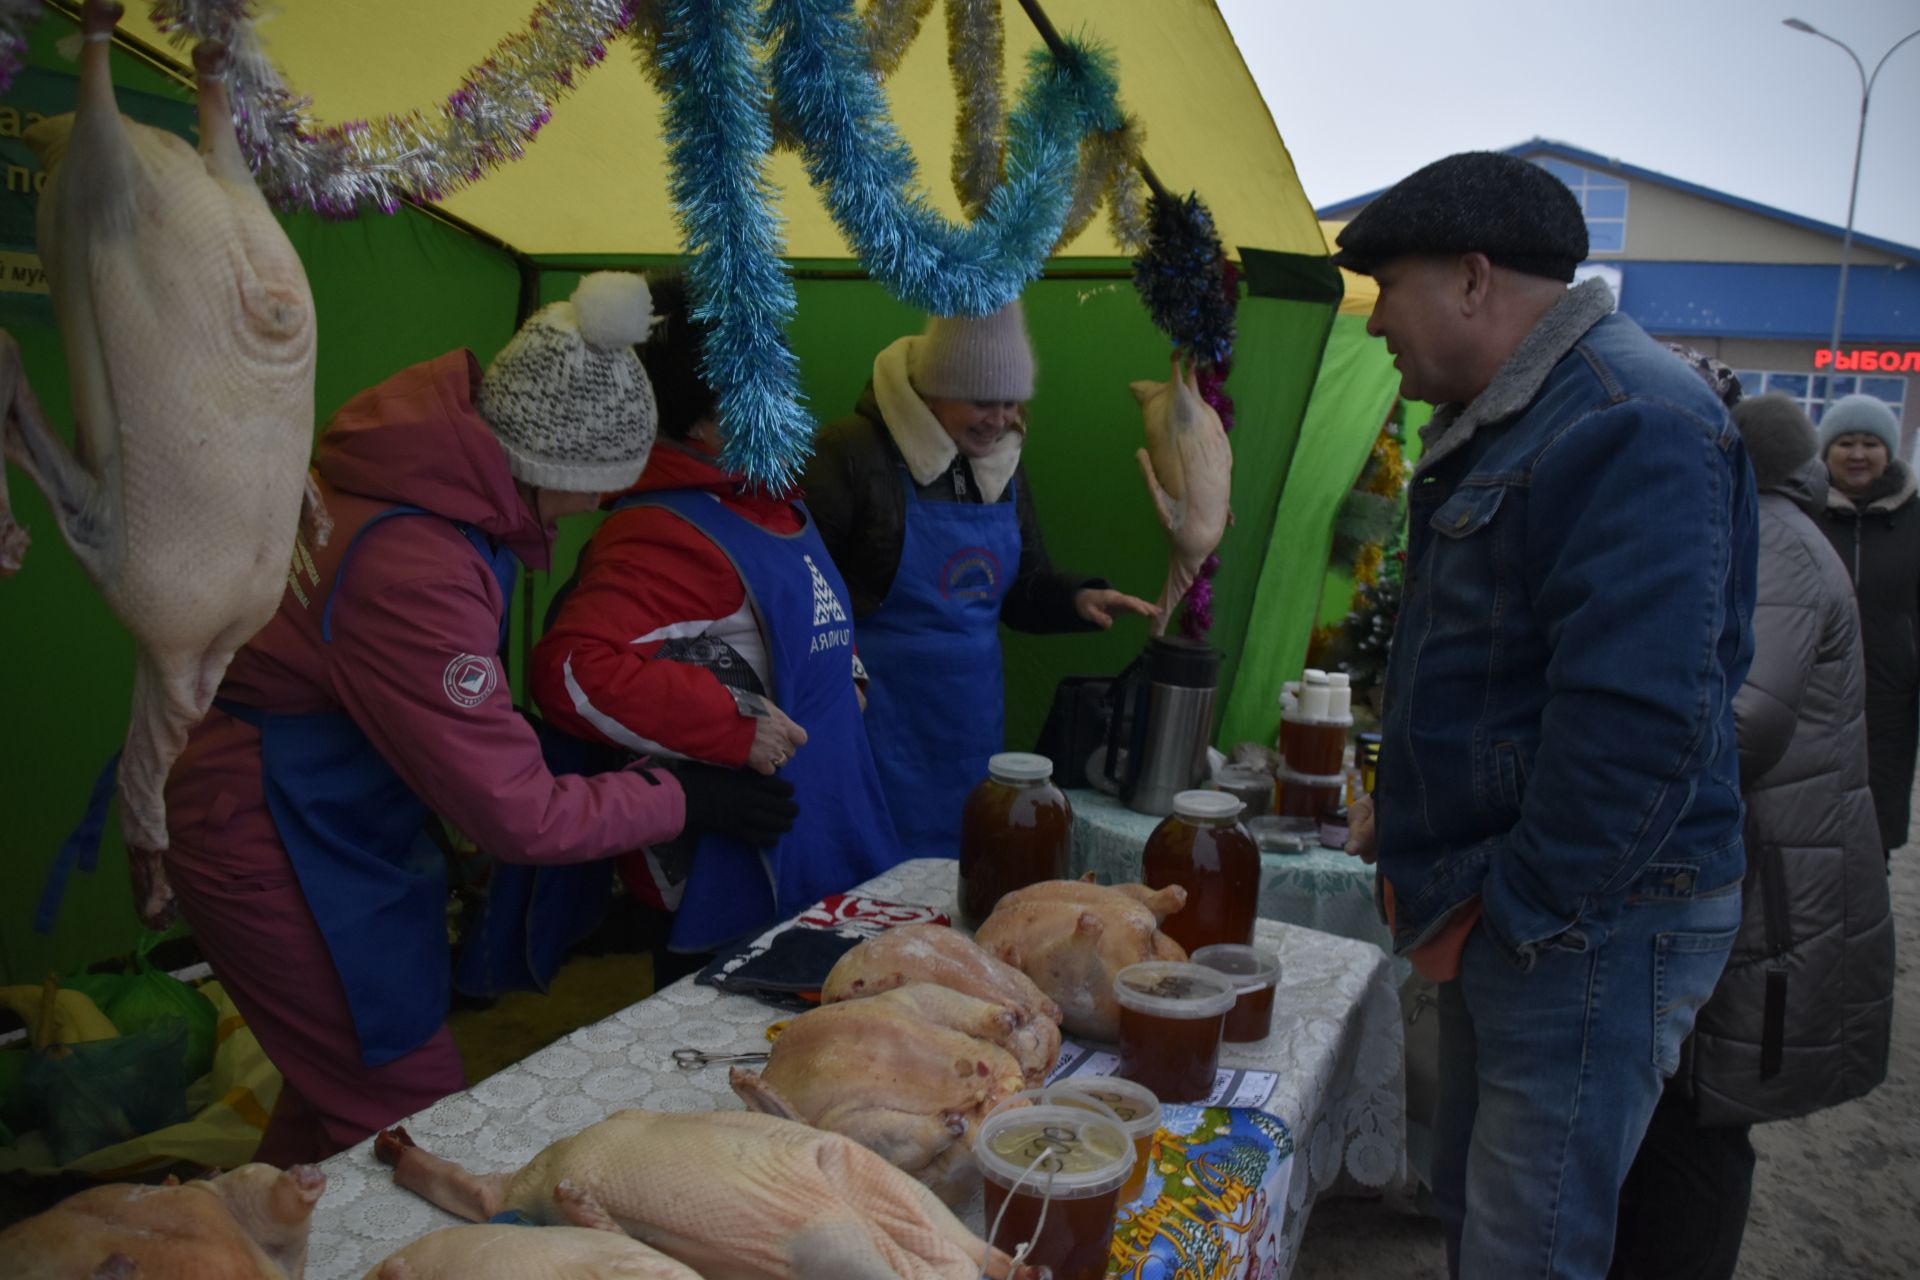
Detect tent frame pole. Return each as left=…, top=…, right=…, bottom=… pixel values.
left=1010, top=0, right=1172, bottom=205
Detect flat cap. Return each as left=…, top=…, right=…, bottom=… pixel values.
left=1332, top=152, right=1589, bottom=281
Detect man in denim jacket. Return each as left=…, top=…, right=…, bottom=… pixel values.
left=1337, top=153, right=1757, bottom=1279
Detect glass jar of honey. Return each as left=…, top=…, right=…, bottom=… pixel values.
left=1112, top=961, right=1237, bottom=1102
left=975, top=1104, right=1134, bottom=1280
left=1142, top=790, right=1260, bottom=953
left=1044, top=1077, right=1163, bottom=1204
left=958, top=752, right=1073, bottom=929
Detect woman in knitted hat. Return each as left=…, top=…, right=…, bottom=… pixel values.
left=803, top=301, right=1157, bottom=859
left=1812, top=392, right=1918, bottom=853
left=158, top=274, right=789, bottom=1164
left=532, top=272, right=896, bottom=963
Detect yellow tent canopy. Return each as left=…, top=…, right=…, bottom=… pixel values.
left=117, top=1, right=1322, bottom=260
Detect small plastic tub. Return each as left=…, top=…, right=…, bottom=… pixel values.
left=1112, top=961, right=1237, bottom=1102
left=1043, top=1076, right=1163, bottom=1203
left=975, top=1104, right=1134, bottom=1280
left=1191, top=943, right=1282, bottom=1043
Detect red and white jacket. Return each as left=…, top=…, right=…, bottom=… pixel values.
left=531, top=440, right=862, bottom=771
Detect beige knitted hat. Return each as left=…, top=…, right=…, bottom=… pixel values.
left=477, top=272, right=659, bottom=493
left=907, top=300, right=1036, bottom=402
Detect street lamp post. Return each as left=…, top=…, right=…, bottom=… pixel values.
left=1783, top=18, right=1920, bottom=395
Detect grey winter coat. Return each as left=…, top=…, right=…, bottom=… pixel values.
left=1689, top=456, right=1895, bottom=1126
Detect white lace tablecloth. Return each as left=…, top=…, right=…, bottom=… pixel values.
left=302, top=858, right=1404, bottom=1280
left=1069, top=788, right=1393, bottom=953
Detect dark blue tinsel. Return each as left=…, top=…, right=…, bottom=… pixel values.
left=1133, top=192, right=1236, bottom=367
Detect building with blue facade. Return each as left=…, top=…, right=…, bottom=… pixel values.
left=1320, top=139, right=1920, bottom=449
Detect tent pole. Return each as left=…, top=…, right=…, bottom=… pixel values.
left=1010, top=0, right=1171, bottom=205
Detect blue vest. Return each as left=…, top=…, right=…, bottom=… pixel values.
left=225, top=507, right=603, bottom=1067
left=854, top=468, right=1021, bottom=859
left=617, top=490, right=903, bottom=951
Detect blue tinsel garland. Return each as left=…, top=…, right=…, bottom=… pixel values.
left=655, top=0, right=1125, bottom=487
left=766, top=0, right=1123, bottom=317
left=656, top=0, right=813, bottom=493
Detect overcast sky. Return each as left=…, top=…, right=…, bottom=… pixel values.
left=1217, top=0, right=1920, bottom=250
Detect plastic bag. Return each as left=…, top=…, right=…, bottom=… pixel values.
left=102, top=933, right=217, bottom=1079
left=21, top=1020, right=191, bottom=1165
left=0, top=982, right=281, bottom=1177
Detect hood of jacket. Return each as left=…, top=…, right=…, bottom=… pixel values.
left=315, top=350, right=554, bottom=570
left=1770, top=455, right=1828, bottom=510
left=612, top=436, right=800, bottom=526
left=1417, top=277, right=1617, bottom=476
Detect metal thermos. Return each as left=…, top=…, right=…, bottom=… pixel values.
left=1105, top=636, right=1223, bottom=816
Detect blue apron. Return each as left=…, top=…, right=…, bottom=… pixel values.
left=223, top=506, right=599, bottom=1068
left=618, top=490, right=901, bottom=952
left=854, top=467, right=1021, bottom=859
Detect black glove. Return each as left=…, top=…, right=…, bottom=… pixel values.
left=672, top=761, right=799, bottom=848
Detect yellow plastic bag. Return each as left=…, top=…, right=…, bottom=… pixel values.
left=0, top=982, right=282, bottom=1178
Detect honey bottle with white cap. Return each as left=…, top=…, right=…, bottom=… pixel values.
left=1142, top=789, right=1259, bottom=952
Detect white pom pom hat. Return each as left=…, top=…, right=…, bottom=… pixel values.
left=478, top=271, right=659, bottom=493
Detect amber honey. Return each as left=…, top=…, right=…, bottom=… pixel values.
left=1192, top=944, right=1282, bottom=1044
left=1043, top=1077, right=1163, bottom=1204
left=1279, top=716, right=1348, bottom=777
left=959, top=753, right=1072, bottom=928
left=1111, top=962, right=1237, bottom=1103
left=975, top=1106, right=1132, bottom=1280
left=1143, top=791, right=1259, bottom=953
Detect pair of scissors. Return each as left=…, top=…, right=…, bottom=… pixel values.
left=671, top=1047, right=770, bottom=1070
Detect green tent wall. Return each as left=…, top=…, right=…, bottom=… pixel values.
left=0, top=20, right=1337, bottom=983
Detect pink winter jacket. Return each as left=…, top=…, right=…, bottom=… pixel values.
left=167, top=351, right=686, bottom=864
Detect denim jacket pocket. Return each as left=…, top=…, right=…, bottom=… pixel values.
left=1428, top=482, right=1506, bottom=540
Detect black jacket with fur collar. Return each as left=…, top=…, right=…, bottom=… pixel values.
left=1814, top=459, right=1920, bottom=849
left=803, top=381, right=1099, bottom=632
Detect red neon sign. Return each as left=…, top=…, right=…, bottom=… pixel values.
left=1814, top=348, right=1920, bottom=373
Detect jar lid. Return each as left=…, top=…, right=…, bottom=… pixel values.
left=973, top=1104, right=1134, bottom=1198
left=1172, top=789, right=1244, bottom=820
left=988, top=752, right=1054, bottom=783
left=1273, top=765, right=1347, bottom=787
left=1325, top=672, right=1349, bottom=688
left=1112, top=961, right=1238, bottom=1019
left=1190, top=943, right=1281, bottom=992
left=1303, top=668, right=1328, bottom=685
left=1043, top=1076, right=1163, bottom=1138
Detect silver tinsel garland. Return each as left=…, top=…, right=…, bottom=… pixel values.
left=148, top=0, right=637, bottom=215
left=944, top=0, right=1001, bottom=218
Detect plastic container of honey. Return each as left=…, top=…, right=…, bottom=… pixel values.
left=1191, top=943, right=1282, bottom=1043
left=1273, top=765, right=1346, bottom=822
left=975, top=1104, right=1134, bottom=1280
left=1042, top=1077, right=1163, bottom=1204
left=1112, top=961, right=1237, bottom=1103
left=1142, top=790, right=1260, bottom=953
left=958, top=752, right=1073, bottom=929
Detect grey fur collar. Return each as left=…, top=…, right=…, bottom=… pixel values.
left=1416, top=277, right=1616, bottom=476
left=872, top=336, right=1024, bottom=503
left=1827, top=459, right=1916, bottom=515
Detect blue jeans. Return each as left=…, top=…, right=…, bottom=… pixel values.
left=1433, top=863, right=1741, bottom=1279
